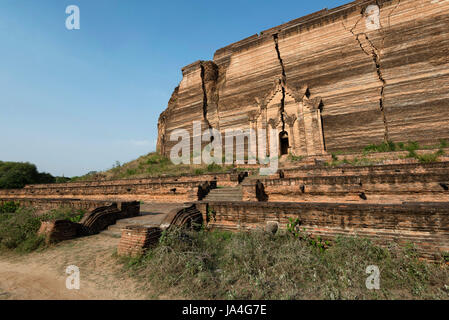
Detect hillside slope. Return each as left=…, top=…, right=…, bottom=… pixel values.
left=72, top=153, right=235, bottom=181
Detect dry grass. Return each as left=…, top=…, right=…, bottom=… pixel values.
left=120, top=229, right=449, bottom=300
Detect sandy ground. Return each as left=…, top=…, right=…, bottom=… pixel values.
left=0, top=234, right=147, bottom=300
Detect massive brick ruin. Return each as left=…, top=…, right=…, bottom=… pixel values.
left=1, top=0, right=448, bottom=259
left=157, top=0, right=449, bottom=158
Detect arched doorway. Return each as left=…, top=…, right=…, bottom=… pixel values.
left=279, top=131, right=289, bottom=156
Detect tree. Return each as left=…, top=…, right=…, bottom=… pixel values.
left=0, top=161, right=56, bottom=189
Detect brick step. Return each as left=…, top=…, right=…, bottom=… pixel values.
left=207, top=194, right=243, bottom=197
left=207, top=193, right=243, bottom=197
left=205, top=186, right=243, bottom=202
left=208, top=188, right=242, bottom=193
left=206, top=193, right=243, bottom=197
left=204, top=192, right=243, bottom=201
left=205, top=196, right=243, bottom=201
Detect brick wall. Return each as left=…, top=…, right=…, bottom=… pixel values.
left=0, top=198, right=115, bottom=214
left=198, top=202, right=449, bottom=260
left=22, top=172, right=235, bottom=189
left=243, top=162, right=449, bottom=203
left=0, top=179, right=227, bottom=203
left=117, top=226, right=162, bottom=256
left=278, top=161, right=449, bottom=179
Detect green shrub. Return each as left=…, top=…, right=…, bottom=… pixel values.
left=40, top=207, right=86, bottom=223
left=0, top=207, right=85, bottom=253
left=416, top=149, right=445, bottom=163
left=406, top=149, right=418, bottom=159
left=146, top=154, right=170, bottom=166
left=364, top=141, right=397, bottom=153
left=288, top=154, right=305, bottom=162
left=442, top=252, right=449, bottom=263
left=206, top=163, right=223, bottom=173
left=363, top=141, right=426, bottom=155
left=287, top=217, right=301, bottom=238
left=126, top=169, right=137, bottom=176
left=404, top=141, right=420, bottom=152
left=361, top=140, right=443, bottom=163
left=326, top=157, right=376, bottom=167
left=55, top=176, right=71, bottom=183
left=0, top=209, right=45, bottom=252
left=0, top=201, right=20, bottom=213
left=194, top=168, right=205, bottom=175
left=0, top=161, right=55, bottom=189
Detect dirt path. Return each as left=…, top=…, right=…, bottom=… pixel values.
left=0, top=234, right=147, bottom=300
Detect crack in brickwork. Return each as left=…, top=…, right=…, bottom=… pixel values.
left=347, top=12, right=390, bottom=142
left=273, top=34, right=287, bottom=132
left=200, top=62, right=213, bottom=131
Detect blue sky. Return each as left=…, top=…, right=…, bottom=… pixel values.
left=0, top=0, right=348, bottom=177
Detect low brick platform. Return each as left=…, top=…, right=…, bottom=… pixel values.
left=0, top=174, right=233, bottom=203
left=0, top=198, right=115, bottom=215
left=197, top=201, right=449, bottom=260
left=243, top=162, right=449, bottom=204
left=117, top=226, right=162, bottom=256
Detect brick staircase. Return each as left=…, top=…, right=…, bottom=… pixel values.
left=101, top=203, right=189, bottom=238
left=204, top=186, right=243, bottom=202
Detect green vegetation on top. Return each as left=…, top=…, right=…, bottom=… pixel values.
left=120, top=228, right=449, bottom=300
left=287, top=154, right=305, bottom=162
left=363, top=139, right=448, bottom=155
left=363, top=140, right=447, bottom=163
left=325, top=140, right=448, bottom=167
left=72, top=153, right=242, bottom=181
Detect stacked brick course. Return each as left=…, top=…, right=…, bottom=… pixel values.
left=117, top=226, right=162, bottom=256
left=197, top=202, right=449, bottom=260
left=243, top=162, right=449, bottom=203
left=38, top=220, right=80, bottom=243
left=0, top=178, right=228, bottom=203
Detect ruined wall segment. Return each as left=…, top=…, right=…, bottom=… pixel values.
left=158, top=0, right=449, bottom=157
left=197, top=201, right=449, bottom=260
left=380, top=0, right=449, bottom=145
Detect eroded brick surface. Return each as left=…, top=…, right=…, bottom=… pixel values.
left=157, top=0, right=449, bottom=158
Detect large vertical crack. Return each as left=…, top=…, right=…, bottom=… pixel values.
left=200, top=62, right=212, bottom=131
left=273, top=34, right=287, bottom=132
left=347, top=14, right=390, bottom=142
